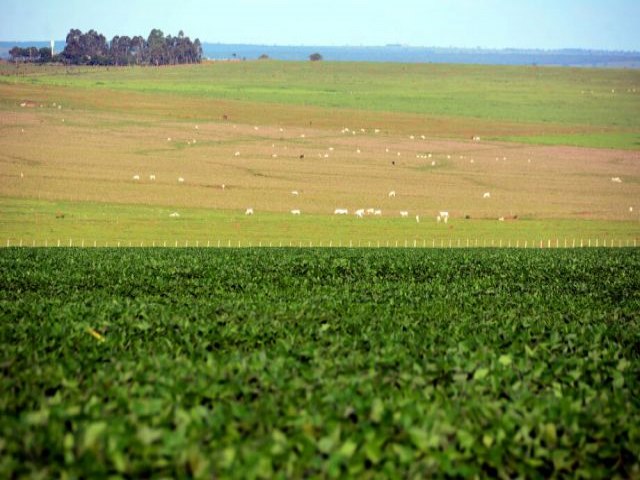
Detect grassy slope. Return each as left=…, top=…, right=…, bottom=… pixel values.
left=2, top=62, right=639, bottom=148
left=1, top=248, right=638, bottom=477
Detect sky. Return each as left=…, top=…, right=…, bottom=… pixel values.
left=1, top=0, right=639, bottom=51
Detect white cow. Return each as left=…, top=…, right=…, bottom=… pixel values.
left=355, top=209, right=365, bottom=218
left=366, top=208, right=375, bottom=215
left=178, top=177, right=185, bottom=183
left=611, top=177, right=622, bottom=183
left=400, top=211, right=409, bottom=218
left=245, top=208, right=254, bottom=215
left=169, top=212, right=180, bottom=218
left=334, top=208, right=349, bottom=215
left=483, top=192, right=491, bottom=199
left=416, top=215, right=420, bottom=223
left=388, top=190, right=396, bottom=198
left=374, top=209, right=382, bottom=216
left=291, top=190, right=299, bottom=196
left=438, top=211, right=449, bottom=224
left=291, top=209, right=301, bottom=215
left=149, top=174, right=156, bottom=181
left=132, top=175, right=140, bottom=181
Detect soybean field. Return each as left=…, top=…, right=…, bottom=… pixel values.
left=1, top=248, right=638, bottom=478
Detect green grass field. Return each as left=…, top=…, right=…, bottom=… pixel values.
left=1, top=248, right=639, bottom=478
left=2, top=61, right=640, bottom=147
left=1, top=198, right=638, bottom=248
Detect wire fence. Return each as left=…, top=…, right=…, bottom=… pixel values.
left=3, top=237, right=639, bottom=249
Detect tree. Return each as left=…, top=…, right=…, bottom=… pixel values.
left=309, top=52, right=323, bottom=61
left=38, top=47, right=52, bottom=63
left=55, top=28, right=202, bottom=66
left=147, top=29, right=166, bottom=66
left=258, top=54, right=270, bottom=60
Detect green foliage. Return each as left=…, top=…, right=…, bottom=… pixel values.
left=1, top=248, right=639, bottom=478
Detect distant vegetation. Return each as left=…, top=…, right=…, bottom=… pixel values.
left=309, top=52, right=323, bottom=61
left=8, top=28, right=202, bottom=66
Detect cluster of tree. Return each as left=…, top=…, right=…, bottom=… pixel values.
left=8, top=46, right=53, bottom=63
left=9, top=28, right=202, bottom=66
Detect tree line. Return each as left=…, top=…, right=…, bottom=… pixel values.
left=9, top=28, right=202, bottom=66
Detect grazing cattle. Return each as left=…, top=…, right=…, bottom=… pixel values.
left=400, top=211, right=409, bottom=218
left=483, top=192, right=491, bottom=199
left=167, top=137, right=171, bottom=142
left=611, top=177, right=622, bottom=183
left=388, top=190, right=396, bottom=198
left=356, top=148, right=361, bottom=154
left=234, top=151, right=240, bottom=157
left=169, top=212, right=180, bottom=218
left=221, top=184, right=226, bottom=190
left=355, top=209, right=365, bottom=217
left=366, top=208, right=375, bottom=215
left=178, top=177, right=184, bottom=183
left=272, top=154, right=278, bottom=158
left=245, top=208, right=254, bottom=215
left=149, top=174, right=156, bottom=181
left=629, top=206, right=634, bottom=212
left=416, top=215, right=420, bottom=223
left=472, top=135, right=481, bottom=141
left=334, top=208, right=349, bottom=215
left=195, top=125, right=199, bottom=129
left=222, top=114, right=228, bottom=120
left=439, top=211, right=449, bottom=224
left=299, top=154, right=305, bottom=159
left=374, top=209, right=382, bottom=216
left=498, top=216, right=505, bottom=221
left=409, top=135, right=414, bottom=140
left=431, top=161, right=436, bottom=166
left=291, top=190, right=299, bottom=196
left=291, top=209, right=301, bottom=215
left=132, top=175, right=140, bottom=181
left=374, top=129, right=380, bottom=133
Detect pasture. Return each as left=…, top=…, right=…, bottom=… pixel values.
left=0, top=61, right=639, bottom=244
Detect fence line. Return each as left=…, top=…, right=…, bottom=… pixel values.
left=3, top=238, right=639, bottom=249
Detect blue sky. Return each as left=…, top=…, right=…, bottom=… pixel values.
left=1, top=0, right=639, bottom=50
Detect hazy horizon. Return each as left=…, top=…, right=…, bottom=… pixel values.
left=1, top=0, right=639, bottom=51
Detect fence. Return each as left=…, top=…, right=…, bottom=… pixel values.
left=3, top=237, right=639, bottom=249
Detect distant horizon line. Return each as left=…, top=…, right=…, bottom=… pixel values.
left=1, top=39, right=639, bottom=54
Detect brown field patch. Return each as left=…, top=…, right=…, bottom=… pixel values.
left=1, top=84, right=639, bottom=223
